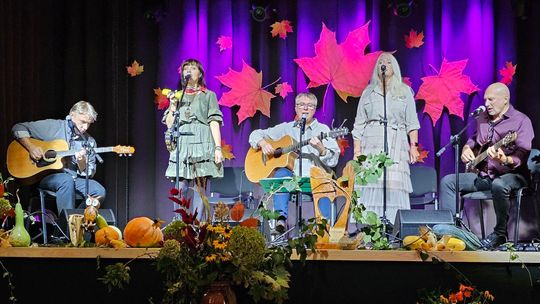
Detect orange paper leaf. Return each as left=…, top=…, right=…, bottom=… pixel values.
left=126, top=60, right=144, bottom=77
left=270, top=20, right=293, bottom=39
left=239, top=217, right=259, bottom=228
left=336, top=137, right=350, bottom=156
left=153, top=88, right=170, bottom=110
left=216, top=35, right=233, bottom=52
left=221, top=140, right=235, bottom=160
left=417, top=144, right=429, bottom=163
left=230, top=202, right=245, bottom=222
left=404, top=29, right=424, bottom=49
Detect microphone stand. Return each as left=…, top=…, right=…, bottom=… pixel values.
left=436, top=118, right=476, bottom=232
left=380, top=67, right=392, bottom=232
left=171, top=76, right=195, bottom=220
left=294, top=116, right=307, bottom=237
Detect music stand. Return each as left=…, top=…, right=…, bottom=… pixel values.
left=259, top=176, right=311, bottom=240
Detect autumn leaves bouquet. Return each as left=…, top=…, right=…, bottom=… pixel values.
left=157, top=188, right=291, bottom=304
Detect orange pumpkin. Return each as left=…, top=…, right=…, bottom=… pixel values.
left=230, top=202, right=245, bottom=222
left=123, top=217, right=164, bottom=247
left=95, top=226, right=121, bottom=246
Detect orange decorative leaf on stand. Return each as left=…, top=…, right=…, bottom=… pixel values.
left=416, top=143, right=429, bottom=163
left=239, top=218, right=259, bottom=228
left=127, top=60, right=144, bottom=77
left=336, top=137, right=350, bottom=156
left=270, top=20, right=293, bottom=39
left=404, top=29, right=424, bottom=49
left=294, top=22, right=382, bottom=102
left=153, top=88, right=170, bottom=110
left=220, top=140, right=235, bottom=160
left=216, top=35, right=233, bottom=52
left=275, top=82, right=293, bottom=99
left=415, top=58, right=479, bottom=125
left=216, top=61, right=276, bottom=124
left=499, top=61, right=517, bottom=85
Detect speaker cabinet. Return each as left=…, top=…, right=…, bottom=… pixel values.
left=393, top=209, right=454, bottom=238
left=55, top=208, right=116, bottom=237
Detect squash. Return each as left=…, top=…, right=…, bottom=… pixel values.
left=123, top=217, right=164, bottom=247
left=446, top=237, right=466, bottom=251
left=403, top=235, right=425, bottom=250
left=95, top=226, right=122, bottom=246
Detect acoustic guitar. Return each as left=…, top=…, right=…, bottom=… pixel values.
left=244, top=127, right=349, bottom=183
left=6, top=138, right=135, bottom=184
left=466, top=131, right=517, bottom=174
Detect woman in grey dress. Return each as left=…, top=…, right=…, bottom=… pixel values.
left=163, top=59, right=224, bottom=219
left=351, top=52, right=420, bottom=223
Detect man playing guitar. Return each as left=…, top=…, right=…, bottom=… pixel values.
left=440, top=82, right=534, bottom=249
left=248, top=92, right=340, bottom=233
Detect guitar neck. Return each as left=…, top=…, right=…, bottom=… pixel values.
left=281, top=134, right=326, bottom=154
left=56, top=147, right=115, bottom=158
left=471, top=139, right=506, bottom=167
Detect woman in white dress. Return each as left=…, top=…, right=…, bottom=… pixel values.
left=351, top=52, right=420, bottom=223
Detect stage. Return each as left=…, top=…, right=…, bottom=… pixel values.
left=1, top=248, right=539, bottom=303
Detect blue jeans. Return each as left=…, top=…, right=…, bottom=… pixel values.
left=40, top=172, right=106, bottom=214
left=273, top=168, right=331, bottom=219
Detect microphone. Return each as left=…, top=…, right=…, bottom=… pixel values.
left=381, top=65, right=386, bottom=73
left=184, top=73, right=191, bottom=81
left=470, top=105, right=486, bottom=117
left=294, top=113, right=308, bottom=127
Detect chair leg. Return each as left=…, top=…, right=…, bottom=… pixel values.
left=514, top=191, right=524, bottom=246
left=479, top=200, right=485, bottom=239
left=39, top=190, right=48, bottom=244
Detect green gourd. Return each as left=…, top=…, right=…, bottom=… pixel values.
left=9, top=200, right=31, bottom=247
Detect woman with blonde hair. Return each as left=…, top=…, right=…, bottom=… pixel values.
left=351, top=52, right=420, bottom=223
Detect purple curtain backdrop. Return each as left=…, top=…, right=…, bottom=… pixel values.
left=150, top=0, right=517, bottom=221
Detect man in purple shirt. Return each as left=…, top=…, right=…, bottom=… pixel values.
left=440, top=82, right=534, bottom=249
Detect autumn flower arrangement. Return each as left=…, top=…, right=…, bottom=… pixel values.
left=156, top=188, right=292, bottom=304
left=417, top=283, right=494, bottom=304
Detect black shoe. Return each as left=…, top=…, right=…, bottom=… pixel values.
left=481, top=233, right=507, bottom=250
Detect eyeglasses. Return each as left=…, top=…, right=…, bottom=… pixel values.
left=295, top=103, right=316, bottom=109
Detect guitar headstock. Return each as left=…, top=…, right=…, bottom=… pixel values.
left=113, top=145, right=135, bottom=156
left=328, top=127, right=350, bottom=138
left=503, top=131, right=517, bottom=146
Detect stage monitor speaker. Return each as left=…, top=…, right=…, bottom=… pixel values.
left=393, top=209, right=454, bottom=239
left=55, top=208, right=116, bottom=237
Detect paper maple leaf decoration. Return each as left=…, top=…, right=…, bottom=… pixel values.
left=153, top=88, right=170, bottom=110
left=270, top=20, right=293, bottom=39
left=415, top=58, right=479, bottom=125
left=216, top=61, right=276, bottom=124
left=220, top=140, right=235, bottom=160
left=404, top=29, right=424, bottom=49
left=336, top=137, right=350, bottom=156
left=294, top=22, right=382, bottom=102
left=216, top=35, right=232, bottom=52
left=275, top=82, right=293, bottom=99
left=402, top=77, right=412, bottom=87
left=126, top=60, right=144, bottom=77
left=416, top=144, right=429, bottom=163
left=499, top=61, right=517, bottom=85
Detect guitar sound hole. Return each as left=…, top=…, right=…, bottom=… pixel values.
left=274, top=149, right=283, bottom=158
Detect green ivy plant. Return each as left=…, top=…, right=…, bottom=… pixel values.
left=349, top=152, right=394, bottom=250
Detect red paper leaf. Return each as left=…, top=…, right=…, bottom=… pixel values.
left=126, top=60, right=144, bottom=77
left=416, top=144, right=429, bottom=163
left=415, top=58, right=479, bottom=125
left=153, top=88, right=170, bottom=110
left=499, top=61, right=517, bottom=85
left=294, top=22, right=382, bottom=102
left=336, top=137, right=350, bottom=156
left=275, top=82, right=293, bottom=99
left=221, top=139, right=235, bottom=160
left=216, top=61, right=276, bottom=124
left=402, top=77, right=412, bottom=87
left=270, top=20, right=293, bottom=39
left=404, top=29, right=424, bottom=49
left=216, top=35, right=232, bottom=52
